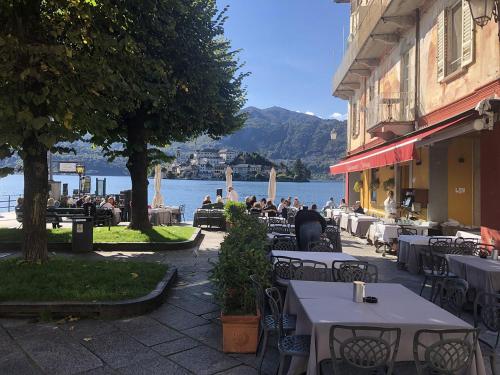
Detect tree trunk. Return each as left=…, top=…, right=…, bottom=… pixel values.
left=126, top=117, right=152, bottom=231
left=22, top=138, right=49, bottom=262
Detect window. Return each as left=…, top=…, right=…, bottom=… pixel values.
left=437, top=0, right=474, bottom=81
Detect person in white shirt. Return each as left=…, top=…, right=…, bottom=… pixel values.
left=277, top=198, right=286, bottom=214
left=227, top=186, right=239, bottom=202
left=323, top=197, right=335, bottom=211
left=384, top=190, right=397, bottom=218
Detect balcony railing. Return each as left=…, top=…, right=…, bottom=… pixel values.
left=366, top=91, right=415, bottom=131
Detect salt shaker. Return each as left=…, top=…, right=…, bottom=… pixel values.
left=353, top=281, right=365, bottom=303
left=492, top=249, right=498, bottom=260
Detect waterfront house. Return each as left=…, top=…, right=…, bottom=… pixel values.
left=218, top=148, right=239, bottom=163
left=330, top=0, right=500, bottom=244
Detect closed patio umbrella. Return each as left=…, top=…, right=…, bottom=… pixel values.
left=225, top=166, right=233, bottom=191
left=268, top=167, right=276, bottom=202
left=151, top=164, right=164, bottom=208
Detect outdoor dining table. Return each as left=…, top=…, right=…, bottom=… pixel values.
left=339, top=212, right=353, bottom=232
left=349, top=215, right=379, bottom=237
left=148, top=208, right=172, bottom=226
left=284, top=281, right=486, bottom=375
left=270, top=250, right=357, bottom=268
left=447, top=255, right=500, bottom=294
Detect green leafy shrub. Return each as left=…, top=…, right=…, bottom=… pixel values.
left=210, top=215, right=270, bottom=315
left=383, top=178, right=395, bottom=191
left=224, top=201, right=247, bottom=224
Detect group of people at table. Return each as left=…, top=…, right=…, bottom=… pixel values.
left=258, top=190, right=498, bottom=375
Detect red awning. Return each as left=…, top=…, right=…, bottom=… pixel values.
left=330, top=115, right=472, bottom=175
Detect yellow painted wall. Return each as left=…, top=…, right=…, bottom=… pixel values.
left=360, top=170, right=370, bottom=209
left=412, top=147, right=430, bottom=189
left=448, top=137, right=473, bottom=225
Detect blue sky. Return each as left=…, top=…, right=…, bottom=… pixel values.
left=216, top=0, right=351, bottom=120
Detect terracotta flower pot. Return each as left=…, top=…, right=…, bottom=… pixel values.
left=221, top=313, right=260, bottom=353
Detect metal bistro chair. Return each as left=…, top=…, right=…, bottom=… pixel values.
left=412, top=328, right=479, bottom=375
left=332, top=261, right=378, bottom=283
left=268, top=217, right=286, bottom=226
left=474, top=292, right=500, bottom=375
left=308, top=238, right=335, bottom=252
left=265, top=287, right=311, bottom=375
left=271, top=256, right=301, bottom=292
left=269, top=224, right=291, bottom=235
left=437, top=277, right=469, bottom=318
left=287, top=209, right=297, bottom=225
left=419, top=238, right=456, bottom=301
left=272, top=237, right=298, bottom=251
left=452, top=237, right=479, bottom=255
left=473, top=243, right=497, bottom=257
left=324, top=226, right=342, bottom=252
left=319, top=325, right=401, bottom=375
left=249, top=275, right=296, bottom=375
left=290, top=260, right=329, bottom=282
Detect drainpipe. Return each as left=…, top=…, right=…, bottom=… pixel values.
left=414, top=8, right=420, bottom=129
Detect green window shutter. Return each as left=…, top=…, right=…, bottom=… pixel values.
left=461, top=0, right=474, bottom=67
left=437, top=9, right=446, bottom=82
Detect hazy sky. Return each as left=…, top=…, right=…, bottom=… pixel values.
left=216, top=0, right=351, bottom=120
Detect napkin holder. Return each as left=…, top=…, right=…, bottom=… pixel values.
left=353, top=281, right=365, bottom=303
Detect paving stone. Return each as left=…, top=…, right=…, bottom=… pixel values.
left=183, top=323, right=222, bottom=350
left=149, top=303, right=208, bottom=330
left=168, top=292, right=219, bottom=315
left=112, top=316, right=183, bottom=346
left=15, top=328, right=102, bottom=375
left=59, top=319, right=117, bottom=340
left=78, top=366, right=118, bottom=374
left=230, top=349, right=280, bottom=375
left=152, top=337, right=200, bottom=356
left=7, top=322, right=60, bottom=339
left=81, top=331, right=158, bottom=369
left=0, top=351, right=42, bottom=375
left=117, top=355, right=191, bottom=375
left=215, top=365, right=258, bottom=375
left=201, top=310, right=222, bottom=323
left=169, top=345, right=240, bottom=375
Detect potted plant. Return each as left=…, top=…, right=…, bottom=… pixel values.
left=210, top=215, right=270, bottom=353
left=353, top=179, right=363, bottom=193
left=383, top=177, right=395, bottom=191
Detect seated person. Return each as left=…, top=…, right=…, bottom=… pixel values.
left=47, top=198, right=62, bottom=228
left=202, top=195, right=212, bottom=208
left=102, top=196, right=121, bottom=225
left=294, top=206, right=326, bottom=250
left=311, top=204, right=318, bottom=212
left=292, top=197, right=301, bottom=209
left=15, top=197, right=23, bottom=210
left=249, top=202, right=263, bottom=216
left=82, top=196, right=96, bottom=217
left=338, top=198, right=347, bottom=209
left=323, top=197, right=336, bottom=211
left=213, top=195, right=224, bottom=209
left=281, top=200, right=289, bottom=219
left=352, top=201, right=365, bottom=214
left=263, top=199, right=277, bottom=217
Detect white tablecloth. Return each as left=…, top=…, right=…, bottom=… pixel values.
left=350, top=215, right=379, bottom=237
left=447, top=255, right=500, bottom=293
left=149, top=208, right=172, bottom=225
left=285, top=281, right=485, bottom=375
left=271, top=251, right=357, bottom=268
left=456, top=230, right=482, bottom=241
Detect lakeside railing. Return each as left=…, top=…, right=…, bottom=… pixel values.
left=0, top=195, right=21, bottom=212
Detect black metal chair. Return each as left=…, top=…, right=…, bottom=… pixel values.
left=412, top=328, right=479, bottom=375
left=319, top=325, right=401, bottom=375
left=287, top=209, right=297, bottom=225
left=324, top=226, right=342, bottom=252
left=419, top=238, right=456, bottom=301
left=452, top=237, right=479, bottom=255
left=272, top=237, right=298, bottom=251
left=271, top=256, right=301, bottom=292
left=437, top=277, right=469, bottom=318
left=249, top=275, right=296, bottom=375
left=269, top=224, right=291, bottom=235
left=290, top=260, right=329, bottom=281
left=397, top=227, right=418, bottom=236
left=332, top=261, right=378, bottom=283
left=268, top=217, right=286, bottom=226
left=265, top=287, right=311, bottom=375
left=473, top=243, right=496, bottom=257
left=308, top=238, right=334, bottom=252
left=474, top=292, right=500, bottom=375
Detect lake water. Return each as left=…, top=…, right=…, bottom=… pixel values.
left=0, top=174, right=344, bottom=220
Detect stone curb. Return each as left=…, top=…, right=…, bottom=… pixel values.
left=0, top=228, right=202, bottom=252
left=0, top=267, right=177, bottom=319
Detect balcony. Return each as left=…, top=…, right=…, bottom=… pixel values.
left=332, top=0, right=426, bottom=99
left=366, top=91, right=415, bottom=140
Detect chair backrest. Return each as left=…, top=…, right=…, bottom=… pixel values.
left=271, top=256, right=301, bottom=281
left=439, top=278, right=468, bottom=317
left=473, top=243, right=496, bottom=257
left=429, top=237, right=454, bottom=254
left=324, top=226, right=342, bottom=252
left=290, top=260, right=329, bottom=281
left=452, top=237, right=479, bottom=255
left=308, top=238, right=334, bottom=253
left=332, top=261, right=377, bottom=283
left=287, top=209, right=297, bottom=224
left=268, top=217, right=285, bottom=226
left=398, top=227, right=417, bottom=236
left=329, top=325, right=401, bottom=375
left=474, top=292, right=500, bottom=339
left=249, top=274, right=266, bottom=320
left=265, top=287, right=285, bottom=338
left=413, top=328, right=479, bottom=375
left=269, top=224, right=291, bottom=235
left=272, top=237, right=297, bottom=251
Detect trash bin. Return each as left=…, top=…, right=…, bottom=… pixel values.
left=72, top=216, right=93, bottom=252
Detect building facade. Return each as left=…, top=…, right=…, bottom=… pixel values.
left=330, top=0, right=500, bottom=244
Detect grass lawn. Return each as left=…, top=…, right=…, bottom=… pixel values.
left=0, top=257, right=168, bottom=302
left=0, top=226, right=196, bottom=243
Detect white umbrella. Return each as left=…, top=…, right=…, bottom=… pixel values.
left=225, top=166, right=233, bottom=191
left=268, top=167, right=276, bottom=202
left=151, top=164, right=164, bottom=208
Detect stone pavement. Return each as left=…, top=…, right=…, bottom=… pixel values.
left=0, top=230, right=496, bottom=374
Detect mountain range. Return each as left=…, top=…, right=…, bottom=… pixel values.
left=0, top=106, right=347, bottom=177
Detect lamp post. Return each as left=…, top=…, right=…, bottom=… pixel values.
left=76, top=164, right=85, bottom=196
left=465, top=0, right=499, bottom=38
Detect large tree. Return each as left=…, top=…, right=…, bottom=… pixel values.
left=0, top=0, right=116, bottom=262
left=92, top=0, right=248, bottom=230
